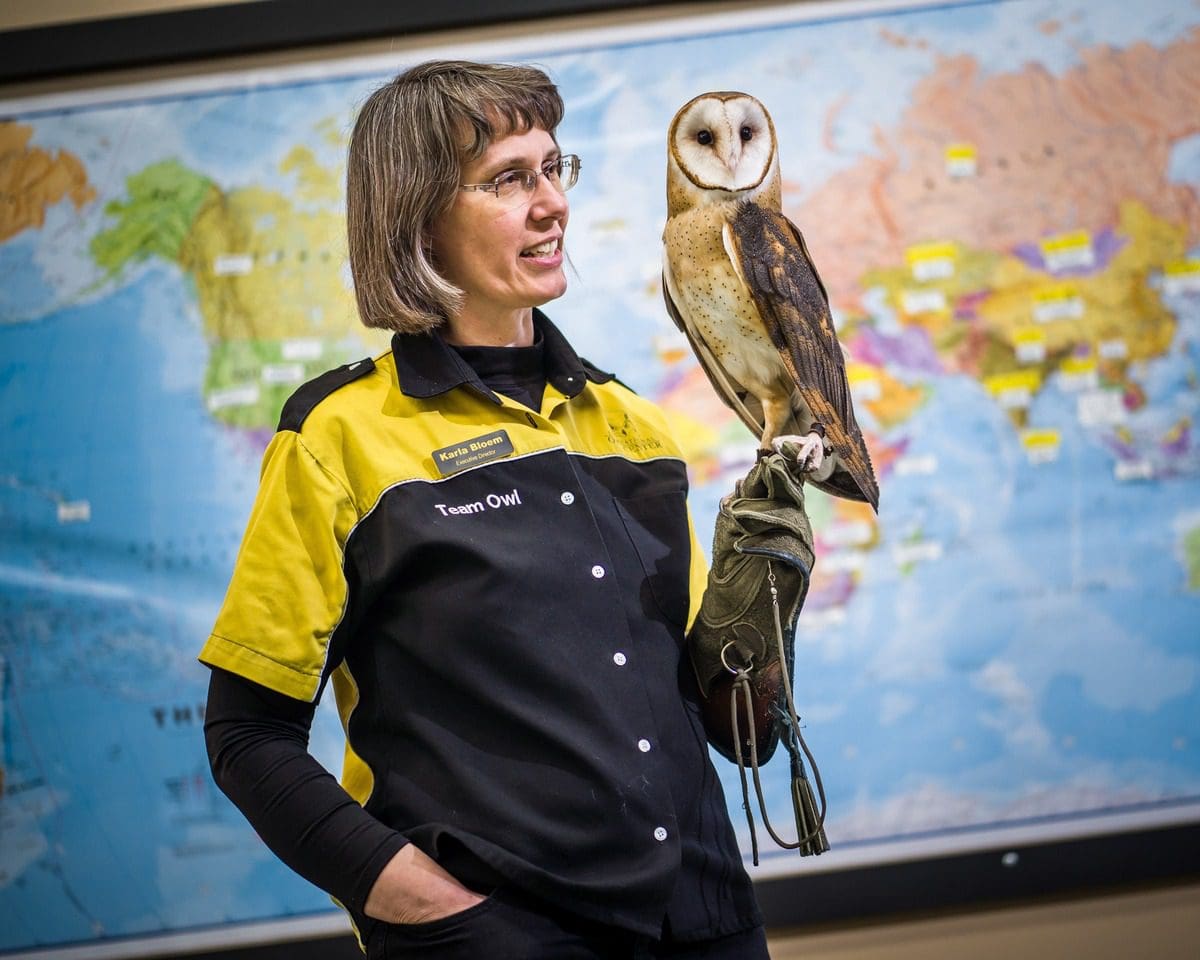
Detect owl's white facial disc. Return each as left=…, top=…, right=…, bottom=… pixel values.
left=669, top=93, right=775, bottom=195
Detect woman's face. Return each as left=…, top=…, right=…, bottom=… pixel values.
left=428, top=125, right=570, bottom=331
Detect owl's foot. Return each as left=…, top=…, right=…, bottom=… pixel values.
left=771, top=432, right=825, bottom=472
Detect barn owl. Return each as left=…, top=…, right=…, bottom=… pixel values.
left=662, top=91, right=879, bottom=511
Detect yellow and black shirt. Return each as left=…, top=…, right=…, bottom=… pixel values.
left=200, top=311, right=759, bottom=940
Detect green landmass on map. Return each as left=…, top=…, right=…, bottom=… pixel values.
left=1185, top=523, right=1200, bottom=591
left=90, top=145, right=375, bottom=429
left=90, top=160, right=216, bottom=275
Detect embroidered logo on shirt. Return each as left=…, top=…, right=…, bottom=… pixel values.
left=431, top=429, right=514, bottom=476
left=606, top=413, right=665, bottom=455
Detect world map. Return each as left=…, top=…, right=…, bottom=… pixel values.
left=2, top=0, right=1199, bottom=953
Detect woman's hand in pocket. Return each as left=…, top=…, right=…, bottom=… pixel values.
left=364, top=844, right=486, bottom=924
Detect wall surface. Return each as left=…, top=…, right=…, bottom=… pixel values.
left=1, top=3, right=1196, bottom=959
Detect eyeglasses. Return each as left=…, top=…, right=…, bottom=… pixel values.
left=460, top=154, right=581, bottom=208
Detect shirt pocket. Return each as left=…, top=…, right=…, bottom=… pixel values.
left=614, top=490, right=692, bottom=631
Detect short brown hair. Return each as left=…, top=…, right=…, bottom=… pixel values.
left=346, top=60, right=564, bottom=334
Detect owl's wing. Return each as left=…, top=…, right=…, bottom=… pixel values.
left=726, top=202, right=880, bottom=511
left=661, top=259, right=765, bottom=438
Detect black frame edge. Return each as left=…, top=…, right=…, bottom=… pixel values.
left=0, top=0, right=692, bottom=85
left=755, top=822, right=1200, bottom=927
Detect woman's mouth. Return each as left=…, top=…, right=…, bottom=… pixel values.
left=521, top=240, right=559, bottom=258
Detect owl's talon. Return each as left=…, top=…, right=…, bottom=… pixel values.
left=772, top=432, right=825, bottom=472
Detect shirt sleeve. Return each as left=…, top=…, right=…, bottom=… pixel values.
left=199, top=430, right=360, bottom=702
left=203, top=666, right=407, bottom=913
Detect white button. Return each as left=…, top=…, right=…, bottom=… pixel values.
left=612, top=652, right=627, bottom=666
left=560, top=491, right=575, bottom=505
left=591, top=565, right=606, bottom=579
left=637, top=738, right=652, bottom=753
left=653, top=827, right=668, bottom=842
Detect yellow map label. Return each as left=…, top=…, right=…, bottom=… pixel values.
left=905, top=241, right=957, bottom=281
left=944, top=143, right=977, bottom=177
left=847, top=363, right=882, bottom=401
left=985, top=370, right=1041, bottom=409
left=1021, top=428, right=1061, bottom=464
left=1040, top=230, right=1095, bottom=271
left=1059, top=354, right=1098, bottom=391
left=1031, top=282, right=1084, bottom=322
left=1163, top=259, right=1200, bottom=294
left=1013, top=326, right=1046, bottom=364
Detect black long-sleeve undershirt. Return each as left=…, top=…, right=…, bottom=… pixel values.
left=204, top=667, right=407, bottom=913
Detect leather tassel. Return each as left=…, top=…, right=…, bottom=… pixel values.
left=790, top=756, right=830, bottom=857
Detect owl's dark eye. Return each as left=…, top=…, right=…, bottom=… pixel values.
left=740, top=125, right=754, bottom=142
left=697, top=129, right=713, bottom=146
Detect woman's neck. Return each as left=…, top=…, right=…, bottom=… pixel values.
left=443, top=307, right=535, bottom=347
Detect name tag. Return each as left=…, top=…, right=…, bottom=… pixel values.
left=431, top=429, right=514, bottom=476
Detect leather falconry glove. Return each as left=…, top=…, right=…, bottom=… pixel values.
left=687, top=450, right=829, bottom=863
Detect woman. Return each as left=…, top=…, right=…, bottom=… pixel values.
left=201, top=60, right=767, bottom=958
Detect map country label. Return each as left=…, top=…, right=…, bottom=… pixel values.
left=1040, top=230, right=1095, bottom=272
left=822, top=552, right=868, bottom=572
left=261, top=363, right=306, bottom=385
left=823, top=520, right=875, bottom=548
left=985, top=369, right=1041, bottom=409
left=1058, top=355, right=1099, bottom=391
left=1077, top=389, right=1126, bottom=426
left=1013, top=326, right=1047, bottom=364
left=895, top=453, right=938, bottom=476
left=800, top=606, right=848, bottom=630
left=281, top=338, right=325, bottom=360
left=905, top=241, right=957, bottom=281
left=892, top=539, right=943, bottom=566
left=1098, top=338, right=1128, bottom=360
left=901, top=288, right=948, bottom=315
left=213, top=253, right=254, bottom=276
left=1114, top=458, right=1154, bottom=481
left=1031, top=282, right=1085, bottom=323
left=206, top=383, right=261, bottom=411
left=1162, top=259, right=1200, bottom=295
left=56, top=500, right=90, bottom=523
left=846, top=363, right=882, bottom=401
left=1020, top=428, right=1061, bottom=464
left=944, top=143, right=977, bottom=178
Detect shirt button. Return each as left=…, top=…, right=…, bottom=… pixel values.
left=653, top=827, right=668, bottom=842
left=560, top=491, right=575, bottom=505
left=637, top=738, right=652, bottom=753
left=591, top=565, right=605, bottom=579
left=612, top=652, right=627, bottom=666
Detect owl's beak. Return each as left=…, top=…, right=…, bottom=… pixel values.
left=723, top=144, right=740, bottom=176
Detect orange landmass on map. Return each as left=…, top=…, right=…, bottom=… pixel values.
left=790, top=29, right=1200, bottom=309
left=878, top=27, right=929, bottom=50
left=822, top=93, right=850, bottom=153
left=0, top=122, right=95, bottom=242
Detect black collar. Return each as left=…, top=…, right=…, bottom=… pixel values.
left=390, top=309, right=612, bottom=403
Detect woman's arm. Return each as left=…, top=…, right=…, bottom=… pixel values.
left=204, top=668, right=487, bottom=923
left=204, top=667, right=407, bottom=913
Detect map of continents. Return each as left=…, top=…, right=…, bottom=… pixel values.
left=2, top=0, right=1199, bottom=953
